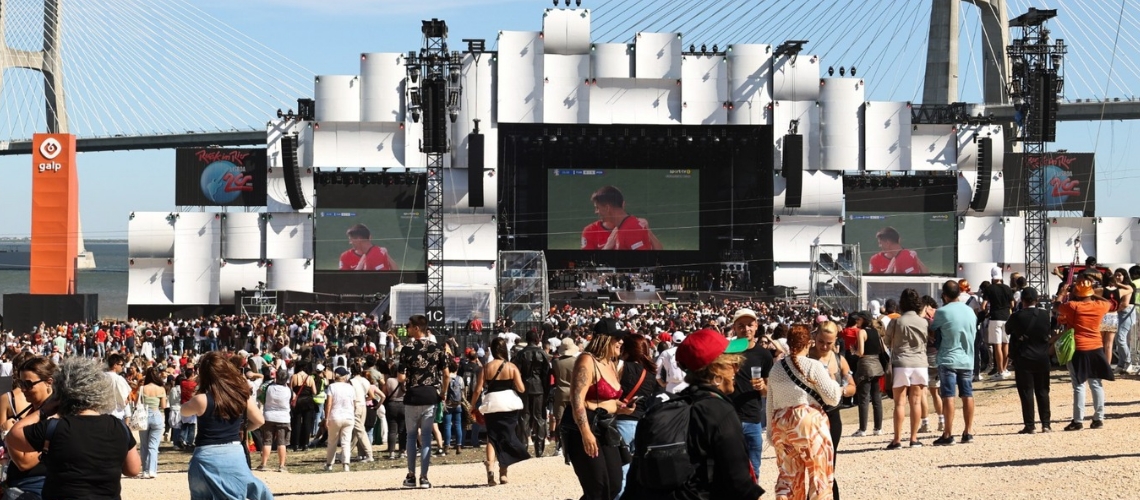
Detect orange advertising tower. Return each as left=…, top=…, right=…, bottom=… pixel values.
left=30, top=133, right=79, bottom=294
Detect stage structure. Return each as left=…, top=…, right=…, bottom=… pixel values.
left=498, top=251, right=550, bottom=325
left=809, top=244, right=862, bottom=314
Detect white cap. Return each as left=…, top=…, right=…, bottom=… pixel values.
left=672, top=332, right=686, bottom=345
left=991, top=266, right=1003, bottom=280
left=731, top=308, right=759, bottom=324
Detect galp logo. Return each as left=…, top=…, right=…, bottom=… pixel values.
left=36, top=137, right=63, bottom=173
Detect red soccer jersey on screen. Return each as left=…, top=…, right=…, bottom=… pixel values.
left=869, top=250, right=921, bottom=274
left=581, top=216, right=654, bottom=251
left=339, top=246, right=397, bottom=271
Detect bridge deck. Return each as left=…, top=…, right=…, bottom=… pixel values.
left=0, top=131, right=267, bottom=156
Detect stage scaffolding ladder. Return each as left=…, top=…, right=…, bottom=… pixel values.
left=809, top=244, right=863, bottom=313
left=240, top=291, right=278, bottom=317
left=498, top=251, right=549, bottom=332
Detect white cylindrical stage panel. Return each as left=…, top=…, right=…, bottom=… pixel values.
left=773, top=100, right=820, bottom=171
left=772, top=54, right=820, bottom=101
left=453, top=53, right=495, bottom=171
left=592, top=44, right=632, bottom=79
left=957, top=171, right=976, bottom=214
left=441, top=214, right=498, bottom=261
left=911, top=124, right=957, bottom=170
left=1096, top=217, right=1140, bottom=264
left=863, top=101, right=911, bottom=171
left=173, top=258, right=221, bottom=305
left=128, top=212, right=175, bottom=258
left=222, top=213, right=264, bottom=261
left=265, top=213, right=313, bottom=260
left=127, top=258, right=174, bottom=305
left=218, top=260, right=268, bottom=305
left=173, top=213, right=221, bottom=261
left=771, top=216, right=843, bottom=262
left=634, top=32, right=681, bottom=80
left=957, top=216, right=1003, bottom=263
left=314, top=75, right=361, bottom=122
left=727, top=44, right=773, bottom=125
left=819, top=78, right=864, bottom=171
left=267, top=258, right=313, bottom=293
left=497, top=31, right=544, bottom=123
left=772, top=170, right=843, bottom=215
left=360, top=53, right=406, bottom=122
left=1049, top=218, right=1095, bottom=263
left=1002, top=216, right=1025, bottom=265
left=681, top=54, right=728, bottom=125
left=543, top=8, right=591, bottom=55
left=543, top=54, right=590, bottom=124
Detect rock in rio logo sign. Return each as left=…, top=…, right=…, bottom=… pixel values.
left=1026, top=154, right=1081, bottom=208
left=196, top=149, right=254, bottom=204
left=37, top=137, right=63, bottom=172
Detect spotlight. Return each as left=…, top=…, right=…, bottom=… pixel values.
left=712, top=44, right=718, bottom=53
left=410, top=67, right=420, bottom=84
left=850, top=66, right=857, bottom=76
left=449, top=66, right=461, bottom=85
left=411, top=110, right=421, bottom=123
left=689, top=44, right=696, bottom=53
left=839, top=67, right=845, bottom=76
left=700, top=44, right=707, bottom=55
left=449, top=109, right=459, bottom=123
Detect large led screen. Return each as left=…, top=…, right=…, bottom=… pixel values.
left=547, top=169, right=700, bottom=251
left=1004, top=152, right=1095, bottom=216
left=314, top=209, right=425, bottom=271
left=846, top=212, right=957, bottom=276
left=175, top=148, right=267, bottom=206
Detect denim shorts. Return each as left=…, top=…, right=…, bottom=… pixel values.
left=938, top=366, right=974, bottom=398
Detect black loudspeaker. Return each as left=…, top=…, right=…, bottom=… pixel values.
left=281, top=135, right=307, bottom=210
left=782, top=134, right=803, bottom=208
left=468, top=133, right=485, bottom=207
left=970, top=137, right=992, bottom=212
left=422, top=78, right=448, bottom=154
left=1031, top=72, right=1058, bottom=142
left=2, top=294, right=98, bottom=335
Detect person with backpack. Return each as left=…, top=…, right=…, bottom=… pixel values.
left=621, top=328, right=762, bottom=500
left=442, top=360, right=466, bottom=454
left=514, top=329, right=552, bottom=456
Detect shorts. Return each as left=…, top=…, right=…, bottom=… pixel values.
left=891, top=366, right=929, bottom=389
left=927, top=367, right=940, bottom=388
left=260, top=421, right=290, bottom=448
left=938, top=366, right=974, bottom=398
left=987, top=320, right=1010, bottom=344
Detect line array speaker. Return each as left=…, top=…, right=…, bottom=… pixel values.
left=468, top=133, right=484, bottom=207
left=970, top=137, right=992, bottom=212
left=281, top=134, right=307, bottom=210
left=782, top=134, right=803, bottom=208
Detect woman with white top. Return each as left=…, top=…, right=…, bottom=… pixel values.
left=323, top=366, right=356, bottom=472
left=259, top=370, right=293, bottom=472
left=767, top=324, right=843, bottom=500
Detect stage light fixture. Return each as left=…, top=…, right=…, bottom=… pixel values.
left=700, top=44, right=707, bottom=55
left=839, top=67, right=845, bottom=76
left=449, top=66, right=461, bottom=85
left=850, top=66, right=857, bottom=76
left=712, top=44, right=718, bottom=52
left=410, top=67, right=421, bottom=83
left=828, top=66, right=834, bottom=76
left=689, top=44, right=696, bottom=53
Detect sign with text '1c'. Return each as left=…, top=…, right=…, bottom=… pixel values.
left=426, top=306, right=446, bottom=326
left=175, top=148, right=268, bottom=206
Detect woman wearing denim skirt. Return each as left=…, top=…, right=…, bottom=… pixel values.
left=182, top=352, right=272, bottom=500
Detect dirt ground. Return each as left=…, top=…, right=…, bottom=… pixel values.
left=123, top=373, right=1140, bottom=499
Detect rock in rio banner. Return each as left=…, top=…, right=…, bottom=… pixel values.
left=30, top=133, right=79, bottom=294
left=174, top=148, right=268, bottom=206
left=1003, top=152, right=1096, bottom=216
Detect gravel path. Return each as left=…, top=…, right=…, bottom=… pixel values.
left=123, top=374, right=1140, bottom=499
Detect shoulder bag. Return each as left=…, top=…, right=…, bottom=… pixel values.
left=478, top=361, right=524, bottom=414
left=780, top=357, right=836, bottom=412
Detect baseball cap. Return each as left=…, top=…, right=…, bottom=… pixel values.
left=315, top=363, right=325, bottom=372
left=731, top=308, right=759, bottom=324
left=672, top=332, right=686, bottom=345
left=593, top=318, right=628, bottom=340
left=334, top=366, right=350, bottom=377
left=676, top=328, right=749, bottom=371
left=658, top=332, right=673, bottom=344
left=1020, top=287, right=1039, bottom=303
left=991, top=266, right=1003, bottom=280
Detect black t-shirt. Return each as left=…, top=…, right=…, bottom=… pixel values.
left=25, top=415, right=136, bottom=500
left=984, top=283, right=1015, bottom=321
left=732, top=341, right=775, bottom=424
left=617, top=361, right=660, bottom=421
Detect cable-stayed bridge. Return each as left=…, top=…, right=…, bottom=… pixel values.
left=1, top=0, right=1138, bottom=157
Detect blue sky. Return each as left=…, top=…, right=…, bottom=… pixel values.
left=0, top=0, right=1136, bottom=240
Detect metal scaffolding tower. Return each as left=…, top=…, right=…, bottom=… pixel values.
left=1008, top=8, right=1065, bottom=296
left=406, top=19, right=462, bottom=328
left=809, top=244, right=863, bottom=314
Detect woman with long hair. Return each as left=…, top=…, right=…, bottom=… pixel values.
left=468, top=337, right=531, bottom=486
left=884, top=289, right=930, bottom=449
left=139, top=366, right=168, bottom=478
left=1101, top=268, right=1134, bottom=371
left=848, top=312, right=884, bottom=438
left=1055, top=271, right=1116, bottom=430
left=563, top=319, right=630, bottom=500
left=767, top=324, right=842, bottom=500
left=259, top=369, right=293, bottom=472
left=7, top=357, right=141, bottom=500
left=181, top=352, right=271, bottom=499
left=288, top=360, right=317, bottom=452
left=382, top=360, right=407, bottom=460
left=614, top=334, right=659, bottom=497
left=810, top=321, right=856, bottom=500
left=2, top=356, right=55, bottom=498
left=324, top=366, right=356, bottom=472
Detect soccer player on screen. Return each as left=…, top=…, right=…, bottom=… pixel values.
left=339, top=223, right=398, bottom=271
left=580, top=185, right=663, bottom=251
left=868, top=226, right=928, bottom=274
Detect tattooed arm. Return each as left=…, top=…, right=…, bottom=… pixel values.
left=570, top=353, right=599, bottom=458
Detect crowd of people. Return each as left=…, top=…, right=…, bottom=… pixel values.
left=0, top=262, right=1135, bottom=499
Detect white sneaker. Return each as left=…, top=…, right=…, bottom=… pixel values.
left=1000, top=371, right=1012, bottom=379
left=343, top=464, right=350, bottom=472
left=1126, top=364, right=1140, bottom=375
left=872, top=429, right=883, bottom=436
left=851, top=430, right=866, bottom=437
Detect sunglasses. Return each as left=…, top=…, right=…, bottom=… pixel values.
left=16, top=379, right=46, bottom=391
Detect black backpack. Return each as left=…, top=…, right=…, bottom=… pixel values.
left=626, top=390, right=712, bottom=496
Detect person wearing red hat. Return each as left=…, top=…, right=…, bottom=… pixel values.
left=621, top=328, right=762, bottom=500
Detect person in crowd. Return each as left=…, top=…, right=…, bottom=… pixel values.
left=809, top=320, right=855, bottom=499
left=0, top=351, right=36, bottom=435
left=849, top=311, right=884, bottom=438
left=259, top=369, right=293, bottom=472
left=398, top=314, right=450, bottom=489
left=982, top=268, right=1015, bottom=380
left=551, top=337, right=579, bottom=457
left=614, top=334, right=660, bottom=496
left=931, top=280, right=977, bottom=446
left=442, top=360, right=466, bottom=455
left=1108, top=268, right=1137, bottom=374
left=468, top=337, right=531, bottom=486
left=655, top=332, right=688, bottom=393
left=1101, top=269, right=1134, bottom=371
left=105, top=353, right=132, bottom=421
left=382, top=361, right=407, bottom=460
left=323, top=366, right=356, bottom=471
left=2, top=356, right=54, bottom=498
left=729, top=308, right=773, bottom=486
left=179, top=367, right=199, bottom=449
left=767, top=324, right=843, bottom=499
left=1006, top=287, right=1052, bottom=433
left=349, top=364, right=375, bottom=463
left=288, top=361, right=317, bottom=452
left=1055, top=271, right=1116, bottom=430
left=622, top=327, right=763, bottom=500
left=919, top=295, right=944, bottom=433
left=138, top=366, right=168, bottom=478
left=884, top=289, right=930, bottom=449
left=179, top=352, right=270, bottom=499
left=514, top=329, right=552, bottom=457
left=563, top=318, right=629, bottom=500
left=7, top=358, right=142, bottom=500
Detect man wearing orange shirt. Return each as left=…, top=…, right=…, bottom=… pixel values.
left=580, top=186, right=663, bottom=251
left=339, top=224, right=398, bottom=271
left=1054, top=271, right=1115, bottom=431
